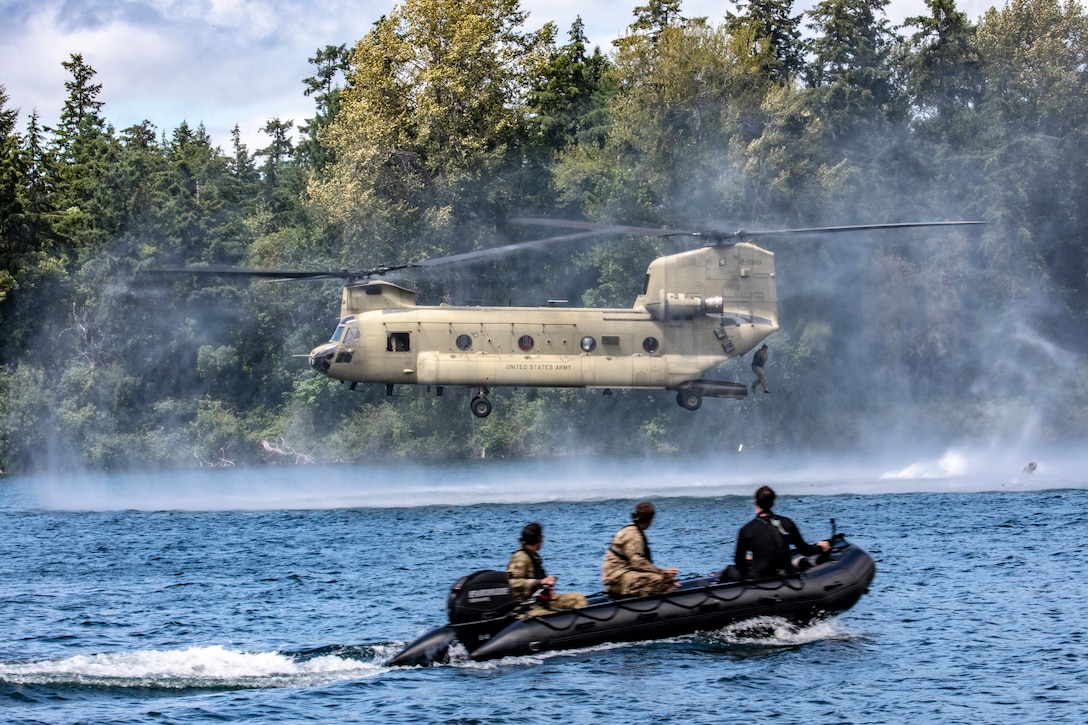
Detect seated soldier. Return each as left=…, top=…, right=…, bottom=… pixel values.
left=601, top=501, right=679, bottom=597
left=722, top=485, right=830, bottom=581
left=506, top=522, right=588, bottom=617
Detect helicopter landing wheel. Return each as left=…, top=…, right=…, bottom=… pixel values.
left=470, top=395, right=493, bottom=418
left=676, top=390, right=702, bottom=411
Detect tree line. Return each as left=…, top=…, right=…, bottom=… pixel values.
left=1, top=0, right=1086, bottom=473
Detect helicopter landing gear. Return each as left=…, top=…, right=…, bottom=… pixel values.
left=470, top=388, right=493, bottom=418
left=676, top=390, right=702, bottom=411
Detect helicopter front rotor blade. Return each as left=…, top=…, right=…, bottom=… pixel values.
left=146, top=265, right=347, bottom=280
left=511, top=218, right=699, bottom=239
left=143, top=263, right=419, bottom=282
left=411, top=229, right=610, bottom=269
left=147, top=227, right=613, bottom=283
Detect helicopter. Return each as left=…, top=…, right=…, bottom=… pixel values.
left=155, top=218, right=984, bottom=418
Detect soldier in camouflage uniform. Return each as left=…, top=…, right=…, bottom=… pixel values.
left=601, top=502, right=679, bottom=598
left=506, top=522, right=588, bottom=617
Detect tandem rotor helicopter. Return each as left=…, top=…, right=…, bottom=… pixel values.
left=156, top=218, right=984, bottom=418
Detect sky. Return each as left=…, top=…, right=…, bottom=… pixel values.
left=1, top=0, right=997, bottom=153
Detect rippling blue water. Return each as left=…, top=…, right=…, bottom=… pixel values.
left=2, top=447, right=1087, bottom=723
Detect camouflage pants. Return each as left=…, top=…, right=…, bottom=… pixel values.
left=520, top=591, right=589, bottom=618
left=607, top=571, right=674, bottom=598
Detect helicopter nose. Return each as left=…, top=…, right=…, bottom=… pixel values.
left=309, top=343, right=336, bottom=374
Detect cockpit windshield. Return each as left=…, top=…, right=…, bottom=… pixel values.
left=329, top=316, right=357, bottom=343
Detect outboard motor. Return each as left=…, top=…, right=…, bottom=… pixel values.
left=447, top=570, right=519, bottom=654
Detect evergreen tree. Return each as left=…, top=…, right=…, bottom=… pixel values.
left=900, top=0, right=983, bottom=139
left=631, top=0, right=687, bottom=43
left=255, top=117, right=299, bottom=224
left=522, top=18, right=613, bottom=208
left=0, top=87, right=26, bottom=307
left=299, top=44, right=350, bottom=171
left=805, top=0, right=903, bottom=137
left=47, top=53, right=119, bottom=250
left=726, top=0, right=806, bottom=82
left=897, top=0, right=984, bottom=212
left=800, top=0, right=910, bottom=223
left=527, top=19, right=611, bottom=152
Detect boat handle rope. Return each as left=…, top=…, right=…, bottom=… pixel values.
left=519, top=578, right=795, bottom=633
left=511, top=554, right=838, bottom=632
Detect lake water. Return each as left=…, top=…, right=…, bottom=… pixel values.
left=2, top=446, right=1086, bottom=723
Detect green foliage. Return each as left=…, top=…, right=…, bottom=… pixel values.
left=189, top=398, right=252, bottom=466
left=309, top=0, right=552, bottom=263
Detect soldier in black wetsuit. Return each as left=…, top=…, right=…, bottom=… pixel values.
left=750, top=344, right=770, bottom=393
left=723, top=486, right=830, bottom=581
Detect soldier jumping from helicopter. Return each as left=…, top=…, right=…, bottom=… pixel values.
left=751, top=344, right=771, bottom=394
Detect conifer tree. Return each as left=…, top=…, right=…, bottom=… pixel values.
left=726, top=0, right=805, bottom=82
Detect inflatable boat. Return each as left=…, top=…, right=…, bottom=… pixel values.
left=387, top=533, right=875, bottom=666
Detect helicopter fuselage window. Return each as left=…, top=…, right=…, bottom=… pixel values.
left=387, top=332, right=410, bottom=352
left=518, top=335, right=534, bottom=352
left=580, top=336, right=597, bottom=353
left=456, top=334, right=472, bottom=351
left=643, top=337, right=660, bottom=353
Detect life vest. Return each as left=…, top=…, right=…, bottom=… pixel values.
left=608, top=523, right=652, bottom=563
left=515, top=546, right=546, bottom=580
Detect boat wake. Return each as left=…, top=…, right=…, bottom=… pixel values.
left=0, top=644, right=392, bottom=691
left=0, top=617, right=862, bottom=688
left=421, top=617, right=856, bottom=670
left=699, top=615, right=855, bottom=646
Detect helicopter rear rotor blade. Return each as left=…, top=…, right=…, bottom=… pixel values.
left=512, top=218, right=987, bottom=245
left=738, top=221, right=988, bottom=238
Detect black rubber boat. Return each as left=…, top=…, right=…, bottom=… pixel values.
left=387, top=533, right=875, bottom=666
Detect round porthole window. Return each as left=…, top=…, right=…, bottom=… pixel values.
left=580, top=336, right=597, bottom=353
left=643, top=337, right=660, bottom=353
left=518, top=335, right=535, bottom=351
left=456, top=334, right=472, bottom=351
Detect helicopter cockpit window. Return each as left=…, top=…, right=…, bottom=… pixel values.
left=344, top=326, right=360, bottom=345
left=643, top=337, right=660, bottom=354
left=331, top=316, right=356, bottom=343
left=580, top=336, right=597, bottom=353
left=387, top=332, right=410, bottom=352
left=518, top=335, right=535, bottom=352
left=456, top=334, right=472, bottom=351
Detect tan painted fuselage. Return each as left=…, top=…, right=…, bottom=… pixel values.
left=308, top=242, right=778, bottom=412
